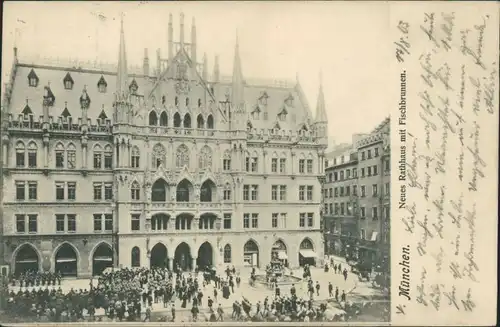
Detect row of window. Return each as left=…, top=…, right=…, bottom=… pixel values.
left=324, top=203, right=390, bottom=220
left=15, top=142, right=113, bottom=169
left=327, top=162, right=390, bottom=183
left=148, top=111, right=215, bottom=129
left=243, top=184, right=315, bottom=201
left=323, top=182, right=390, bottom=199
left=246, top=158, right=314, bottom=174
left=15, top=140, right=318, bottom=175
left=128, top=212, right=314, bottom=231
left=15, top=181, right=112, bottom=201
left=15, top=213, right=114, bottom=234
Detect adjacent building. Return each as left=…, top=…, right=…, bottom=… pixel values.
left=323, top=118, right=390, bottom=270
left=1, top=14, right=328, bottom=278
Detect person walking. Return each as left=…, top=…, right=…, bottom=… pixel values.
left=328, top=282, right=333, bottom=297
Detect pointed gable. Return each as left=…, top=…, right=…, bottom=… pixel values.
left=61, top=103, right=71, bottom=118
left=98, top=107, right=108, bottom=120
left=27, top=69, right=39, bottom=87
left=22, top=100, right=33, bottom=115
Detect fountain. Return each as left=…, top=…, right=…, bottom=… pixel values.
left=250, top=246, right=302, bottom=289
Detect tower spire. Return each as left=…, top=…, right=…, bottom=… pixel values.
left=202, top=53, right=208, bottom=81
left=168, top=13, right=173, bottom=62
left=116, top=13, right=128, bottom=97
left=231, top=30, right=244, bottom=107
left=191, top=17, right=197, bottom=63
left=213, top=55, right=220, bottom=82
left=180, top=12, right=185, bottom=47
left=315, top=71, right=327, bottom=122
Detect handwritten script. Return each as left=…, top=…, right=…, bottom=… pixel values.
left=392, top=3, right=498, bottom=325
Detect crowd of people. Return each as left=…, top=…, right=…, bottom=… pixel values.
left=2, top=259, right=372, bottom=323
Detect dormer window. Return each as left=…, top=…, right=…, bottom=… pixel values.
left=27, top=69, right=39, bottom=88
left=278, top=106, right=288, bottom=121
left=285, top=93, right=294, bottom=107
left=63, top=72, right=74, bottom=90
left=129, top=79, right=138, bottom=94
left=259, top=91, right=269, bottom=106
left=252, top=105, right=261, bottom=120
left=97, top=75, right=107, bottom=93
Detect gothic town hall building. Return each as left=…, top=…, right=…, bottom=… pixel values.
left=1, top=14, right=328, bottom=278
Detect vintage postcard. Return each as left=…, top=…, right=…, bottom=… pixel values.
left=0, top=1, right=497, bottom=326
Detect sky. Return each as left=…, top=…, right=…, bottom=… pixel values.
left=2, top=1, right=390, bottom=146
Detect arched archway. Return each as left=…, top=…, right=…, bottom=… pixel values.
left=152, top=178, right=168, bottom=202
left=159, top=111, right=168, bottom=127
left=174, top=242, right=192, bottom=272
left=92, top=243, right=113, bottom=276
left=298, top=238, right=317, bottom=267
left=271, top=239, right=288, bottom=265
left=149, top=111, right=158, bottom=126
left=243, top=240, right=259, bottom=267
left=197, top=114, right=205, bottom=129
left=176, top=179, right=193, bottom=202
left=150, top=243, right=169, bottom=269
left=196, top=242, right=213, bottom=269
left=55, top=243, right=78, bottom=277
left=200, top=179, right=216, bottom=202
left=131, top=247, right=141, bottom=267
left=14, top=244, right=39, bottom=276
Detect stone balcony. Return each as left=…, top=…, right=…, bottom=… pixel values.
left=128, top=201, right=233, bottom=213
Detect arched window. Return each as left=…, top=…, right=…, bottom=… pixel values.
left=55, top=143, right=65, bottom=168
left=67, top=143, right=76, bottom=169
left=159, top=111, right=168, bottom=127
left=152, top=143, right=166, bottom=168
left=175, top=96, right=179, bottom=107
left=151, top=179, right=167, bottom=202
left=173, top=112, right=181, bottom=127
left=131, top=247, right=140, bottom=267
left=131, top=181, right=141, bottom=200
left=207, top=115, right=214, bottom=129
left=176, top=179, right=192, bottom=202
left=224, top=244, right=231, bottom=263
left=131, top=146, right=140, bottom=168
left=185, top=97, right=190, bottom=107
left=149, top=111, right=158, bottom=126
left=183, top=113, right=191, bottom=128
left=198, top=146, right=213, bottom=170
left=27, top=142, right=38, bottom=168
left=200, top=179, right=216, bottom=202
left=197, top=114, right=204, bottom=129
left=198, top=98, right=202, bottom=108
left=176, top=144, right=190, bottom=168
left=104, top=145, right=113, bottom=169
left=16, top=141, right=26, bottom=167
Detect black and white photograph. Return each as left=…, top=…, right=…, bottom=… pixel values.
left=12, top=1, right=496, bottom=325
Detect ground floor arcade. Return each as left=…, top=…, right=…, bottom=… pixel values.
left=3, top=231, right=323, bottom=278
